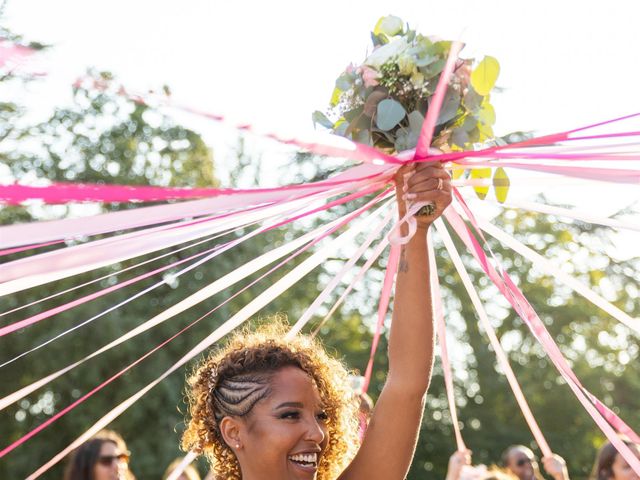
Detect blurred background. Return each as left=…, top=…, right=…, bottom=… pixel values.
left=1, top=0, right=639, bottom=478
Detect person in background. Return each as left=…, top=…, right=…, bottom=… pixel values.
left=63, top=429, right=134, bottom=480
left=162, top=457, right=201, bottom=480
left=446, top=449, right=517, bottom=480
left=501, top=445, right=569, bottom=480
left=589, top=439, right=640, bottom=480
left=482, top=469, right=519, bottom=480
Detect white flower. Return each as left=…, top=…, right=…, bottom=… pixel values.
left=364, top=38, right=408, bottom=68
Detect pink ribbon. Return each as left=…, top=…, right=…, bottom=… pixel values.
left=414, top=42, right=464, bottom=160
left=444, top=198, right=640, bottom=474
left=0, top=171, right=391, bottom=295
left=19, top=190, right=386, bottom=471
left=4, top=41, right=639, bottom=474
left=429, top=239, right=467, bottom=452
left=0, top=163, right=393, bottom=248
left=362, top=243, right=400, bottom=394
left=0, top=238, right=234, bottom=337
left=0, top=185, right=388, bottom=368
left=435, top=219, right=551, bottom=456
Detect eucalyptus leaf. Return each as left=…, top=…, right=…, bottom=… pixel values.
left=394, top=130, right=409, bottom=152
left=335, top=73, right=353, bottom=92
left=463, top=88, right=483, bottom=113
left=415, top=55, right=438, bottom=67
left=394, top=126, right=420, bottom=152
left=478, top=122, right=494, bottom=141
left=462, top=115, right=477, bottom=132
left=312, top=111, right=334, bottom=129
left=371, top=32, right=387, bottom=47
left=421, top=59, right=445, bottom=79
left=334, top=120, right=349, bottom=137
left=471, top=167, right=491, bottom=200
left=355, top=129, right=372, bottom=145
left=376, top=98, right=406, bottom=131
left=435, top=89, right=460, bottom=126
left=479, top=103, right=496, bottom=125
left=363, top=90, right=388, bottom=117
left=330, top=87, right=342, bottom=107
left=408, top=110, right=424, bottom=133
left=452, top=128, right=469, bottom=148
left=431, top=40, right=452, bottom=56
left=493, top=167, right=510, bottom=203
left=344, top=106, right=364, bottom=122
left=468, top=126, right=480, bottom=143
left=371, top=128, right=397, bottom=145
left=470, top=56, right=500, bottom=96
left=450, top=165, right=466, bottom=180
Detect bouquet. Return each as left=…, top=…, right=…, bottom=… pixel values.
left=314, top=15, right=510, bottom=201
left=315, top=15, right=501, bottom=154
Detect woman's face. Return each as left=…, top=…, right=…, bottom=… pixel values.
left=93, top=441, right=129, bottom=480
left=609, top=445, right=640, bottom=480
left=507, top=447, right=537, bottom=480
left=235, top=366, right=329, bottom=480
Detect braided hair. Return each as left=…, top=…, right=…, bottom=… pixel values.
left=181, top=319, right=360, bottom=480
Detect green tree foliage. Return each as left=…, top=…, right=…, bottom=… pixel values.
left=399, top=208, right=640, bottom=479
left=0, top=70, right=329, bottom=477
left=1, top=35, right=639, bottom=480
left=278, top=148, right=640, bottom=479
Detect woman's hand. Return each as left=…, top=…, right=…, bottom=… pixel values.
left=446, top=450, right=472, bottom=480
left=542, top=454, right=570, bottom=480
left=338, top=159, right=450, bottom=480
left=394, top=161, right=452, bottom=230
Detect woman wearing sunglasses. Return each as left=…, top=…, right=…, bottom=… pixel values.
left=501, top=445, right=569, bottom=480
left=63, top=429, right=135, bottom=480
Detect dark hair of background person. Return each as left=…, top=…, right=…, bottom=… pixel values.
left=589, top=439, right=636, bottom=480
left=63, top=429, right=134, bottom=480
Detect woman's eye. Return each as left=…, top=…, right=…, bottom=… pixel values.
left=316, top=411, right=329, bottom=421
left=280, top=411, right=300, bottom=420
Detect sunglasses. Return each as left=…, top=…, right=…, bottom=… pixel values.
left=516, top=457, right=533, bottom=467
left=97, top=452, right=130, bottom=467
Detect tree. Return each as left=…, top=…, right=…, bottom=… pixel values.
left=0, top=69, right=330, bottom=477
left=2, top=31, right=639, bottom=480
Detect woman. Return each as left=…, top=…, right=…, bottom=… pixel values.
left=182, top=162, right=451, bottom=479
left=63, top=429, right=134, bottom=480
left=590, top=440, right=640, bottom=480
left=501, top=445, right=569, bottom=480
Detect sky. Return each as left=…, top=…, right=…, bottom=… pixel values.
left=7, top=0, right=640, bottom=134
left=3, top=0, right=640, bottom=250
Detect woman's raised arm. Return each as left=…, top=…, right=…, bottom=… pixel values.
left=339, top=161, right=452, bottom=480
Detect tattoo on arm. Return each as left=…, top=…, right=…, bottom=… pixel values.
left=399, top=247, right=409, bottom=273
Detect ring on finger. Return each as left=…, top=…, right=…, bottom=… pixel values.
left=416, top=203, right=436, bottom=216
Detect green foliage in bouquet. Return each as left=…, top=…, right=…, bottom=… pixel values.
left=313, top=15, right=510, bottom=202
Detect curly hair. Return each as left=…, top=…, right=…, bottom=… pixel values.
left=181, top=319, right=360, bottom=480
